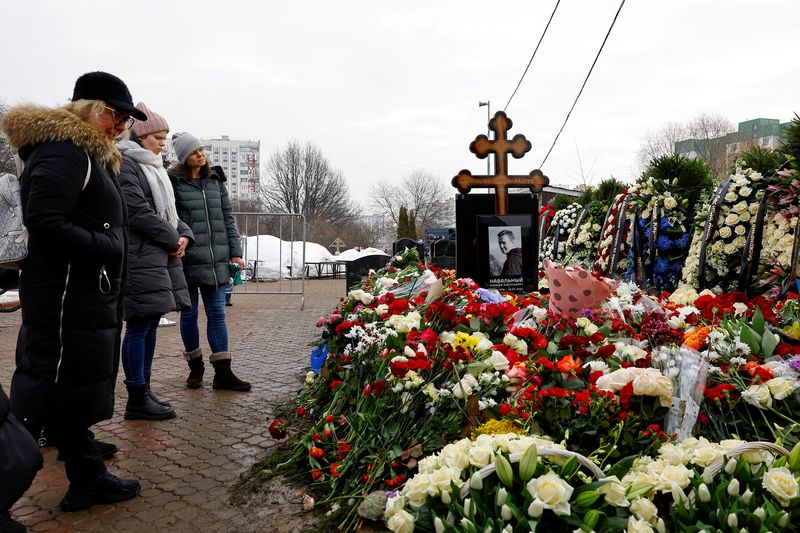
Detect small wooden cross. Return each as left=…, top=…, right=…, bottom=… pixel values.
left=330, top=237, right=346, bottom=253
left=452, top=111, right=549, bottom=215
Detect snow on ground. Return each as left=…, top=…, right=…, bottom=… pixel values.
left=241, top=236, right=388, bottom=280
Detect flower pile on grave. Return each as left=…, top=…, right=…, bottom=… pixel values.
left=263, top=241, right=800, bottom=530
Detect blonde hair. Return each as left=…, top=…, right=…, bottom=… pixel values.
left=62, top=99, right=105, bottom=122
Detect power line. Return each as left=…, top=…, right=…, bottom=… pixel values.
left=540, top=0, right=627, bottom=168
left=503, top=0, right=561, bottom=113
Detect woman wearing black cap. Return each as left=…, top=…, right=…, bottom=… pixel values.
left=0, top=71, right=144, bottom=512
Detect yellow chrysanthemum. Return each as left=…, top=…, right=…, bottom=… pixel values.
left=452, top=331, right=480, bottom=352
left=473, top=419, right=525, bottom=438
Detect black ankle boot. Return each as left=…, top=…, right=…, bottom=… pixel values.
left=145, top=378, right=171, bottom=407
left=60, top=473, right=140, bottom=512
left=124, top=384, right=176, bottom=421
left=211, top=358, right=251, bottom=391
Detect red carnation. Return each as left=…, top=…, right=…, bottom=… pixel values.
left=310, top=446, right=325, bottom=459
left=268, top=419, right=288, bottom=440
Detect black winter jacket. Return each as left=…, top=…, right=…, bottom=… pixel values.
left=118, top=148, right=192, bottom=320
left=168, top=167, right=242, bottom=287
left=0, top=105, right=127, bottom=433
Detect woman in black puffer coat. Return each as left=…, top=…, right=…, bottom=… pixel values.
left=0, top=71, right=142, bottom=512
left=116, top=102, right=193, bottom=421
left=168, top=132, right=250, bottom=391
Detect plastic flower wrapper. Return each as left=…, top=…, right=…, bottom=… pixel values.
left=544, top=259, right=612, bottom=319
left=654, top=345, right=710, bottom=440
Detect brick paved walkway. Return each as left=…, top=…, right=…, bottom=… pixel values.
left=0, top=279, right=344, bottom=532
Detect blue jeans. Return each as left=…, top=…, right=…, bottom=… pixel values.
left=121, top=315, right=161, bottom=386
left=180, top=284, right=228, bottom=354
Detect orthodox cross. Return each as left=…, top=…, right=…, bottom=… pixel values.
left=330, top=237, right=346, bottom=254
left=452, top=111, right=549, bottom=215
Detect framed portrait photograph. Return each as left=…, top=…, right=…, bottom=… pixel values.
left=477, top=214, right=537, bottom=292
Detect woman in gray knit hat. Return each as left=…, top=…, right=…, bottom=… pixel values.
left=168, top=133, right=250, bottom=391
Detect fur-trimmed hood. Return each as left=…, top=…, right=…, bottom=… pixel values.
left=0, top=104, right=121, bottom=173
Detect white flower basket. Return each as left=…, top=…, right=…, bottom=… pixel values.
left=445, top=447, right=604, bottom=525
left=705, top=441, right=789, bottom=478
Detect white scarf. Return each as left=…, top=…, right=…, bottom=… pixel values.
left=117, top=140, right=179, bottom=228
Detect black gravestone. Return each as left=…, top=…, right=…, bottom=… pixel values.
left=392, top=238, right=424, bottom=258
left=455, top=193, right=540, bottom=289
left=345, top=253, right=391, bottom=292
left=430, top=238, right=456, bottom=269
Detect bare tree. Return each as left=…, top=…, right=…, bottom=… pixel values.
left=371, top=170, right=453, bottom=238
left=685, top=113, right=734, bottom=177
left=637, top=113, right=734, bottom=178
left=0, top=101, right=17, bottom=174
left=637, top=121, right=686, bottom=171
left=259, top=140, right=356, bottom=226
left=307, top=218, right=380, bottom=250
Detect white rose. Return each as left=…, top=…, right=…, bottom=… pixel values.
left=467, top=445, right=494, bottom=468
left=587, top=360, right=610, bottom=374
left=763, top=467, right=800, bottom=506
left=627, top=516, right=654, bottom=533
left=690, top=444, right=724, bottom=467
left=739, top=186, right=752, bottom=197
left=402, top=474, right=433, bottom=508
left=741, top=383, right=772, bottom=409
left=658, top=443, right=691, bottom=466
left=385, top=494, right=406, bottom=518
left=732, top=202, right=748, bottom=213
left=718, top=226, right=732, bottom=239
left=724, top=192, right=737, bottom=202
left=725, top=213, right=740, bottom=227
left=527, top=471, right=573, bottom=516
left=440, top=443, right=470, bottom=470
left=632, top=369, right=674, bottom=406
left=386, top=509, right=416, bottom=533
left=596, top=368, right=633, bottom=391
left=452, top=374, right=478, bottom=399
left=766, top=377, right=798, bottom=401
left=630, top=497, right=658, bottom=524
left=599, top=476, right=630, bottom=507
left=664, top=196, right=678, bottom=209
left=657, top=464, right=691, bottom=490
left=485, top=350, right=510, bottom=372
left=430, top=466, right=462, bottom=492
left=734, top=225, right=747, bottom=236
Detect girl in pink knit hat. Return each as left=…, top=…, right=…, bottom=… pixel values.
left=116, top=103, right=193, bottom=420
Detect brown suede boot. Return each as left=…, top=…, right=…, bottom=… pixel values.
left=184, top=348, right=204, bottom=389
left=210, top=356, right=251, bottom=391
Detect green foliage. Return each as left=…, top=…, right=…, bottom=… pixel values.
left=781, top=113, right=800, bottom=161
left=735, top=145, right=787, bottom=176
left=397, top=206, right=418, bottom=239
left=575, top=188, right=594, bottom=206
left=551, top=194, right=575, bottom=211
left=408, top=209, right=418, bottom=239
left=397, top=205, right=410, bottom=239
left=644, top=154, right=713, bottom=206
left=594, top=178, right=627, bottom=204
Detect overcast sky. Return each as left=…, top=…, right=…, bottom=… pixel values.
left=2, top=1, right=798, bottom=212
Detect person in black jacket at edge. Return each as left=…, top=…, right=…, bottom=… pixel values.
left=0, top=71, right=143, bottom=512
left=0, top=382, right=41, bottom=533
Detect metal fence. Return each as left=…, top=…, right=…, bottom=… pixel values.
left=233, top=212, right=306, bottom=310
